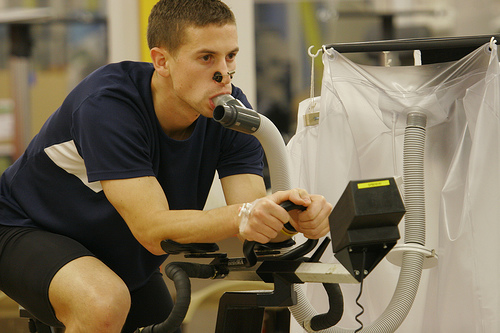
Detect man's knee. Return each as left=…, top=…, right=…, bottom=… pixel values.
left=79, top=282, right=131, bottom=330
left=49, top=256, right=131, bottom=332
left=87, top=278, right=131, bottom=319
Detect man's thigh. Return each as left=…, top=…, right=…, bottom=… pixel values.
left=0, top=225, right=94, bottom=327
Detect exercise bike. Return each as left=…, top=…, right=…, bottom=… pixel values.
left=137, top=177, right=405, bottom=333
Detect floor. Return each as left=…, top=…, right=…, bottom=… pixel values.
left=0, top=294, right=27, bottom=332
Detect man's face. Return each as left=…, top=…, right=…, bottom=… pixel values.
left=166, top=23, right=239, bottom=118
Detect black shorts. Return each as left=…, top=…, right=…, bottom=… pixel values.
left=0, top=225, right=180, bottom=333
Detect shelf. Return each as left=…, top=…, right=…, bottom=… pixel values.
left=0, top=7, right=52, bottom=24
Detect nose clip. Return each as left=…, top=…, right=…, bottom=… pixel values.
left=212, top=70, right=235, bottom=83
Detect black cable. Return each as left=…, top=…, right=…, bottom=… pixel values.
left=307, top=238, right=343, bottom=331
left=309, top=283, right=344, bottom=331
left=137, top=262, right=216, bottom=333
left=354, top=249, right=367, bottom=333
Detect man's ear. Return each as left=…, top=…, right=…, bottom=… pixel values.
left=150, top=47, right=170, bottom=77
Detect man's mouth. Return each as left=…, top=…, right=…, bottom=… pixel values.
left=209, top=99, right=216, bottom=110
left=210, top=92, right=231, bottom=110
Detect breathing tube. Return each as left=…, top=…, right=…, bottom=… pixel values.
left=213, top=94, right=292, bottom=192
left=214, top=96, right=428, bottom=333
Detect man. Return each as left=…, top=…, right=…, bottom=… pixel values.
left=0, top=1, right=332, bottom=332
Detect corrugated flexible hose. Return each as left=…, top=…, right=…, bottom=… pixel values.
left=289, top=111, right=427, bottom=332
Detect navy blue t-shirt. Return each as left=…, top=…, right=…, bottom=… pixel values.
left=0, top=61, right=264, bottom=290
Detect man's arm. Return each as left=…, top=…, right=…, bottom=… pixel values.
left=220, top=173, right=267, bottom=206
left=101, top=176, right=242, bottom=255
left=101, top=175, right=331, bottom=256
left=101, top=174, right=292, bottom=255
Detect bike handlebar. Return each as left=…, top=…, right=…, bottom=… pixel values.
left=243, top=200, right=307, bottom=267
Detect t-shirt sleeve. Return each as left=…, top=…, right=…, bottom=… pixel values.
left=216, top=131, right=264, bottom=179
left=231, top=84, right=252, bottom=109
left=72, top=92, right=155, bottom=182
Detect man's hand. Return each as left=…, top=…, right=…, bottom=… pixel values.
left=287, top=193, right=332, bottom=239
left=237, top=188, right=333, bottom=243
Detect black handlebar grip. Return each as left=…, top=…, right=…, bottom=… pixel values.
left=279, top=200, right=307, bottom=212
left=243, top=200, right=307, bottom=267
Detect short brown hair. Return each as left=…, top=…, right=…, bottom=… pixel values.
left=147, top=0, right=236, bottom=54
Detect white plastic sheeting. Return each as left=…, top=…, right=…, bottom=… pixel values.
left=288, top=42, right=500, bottom=332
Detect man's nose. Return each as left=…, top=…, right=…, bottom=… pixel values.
left=212, top=70, right=235, bottom=84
